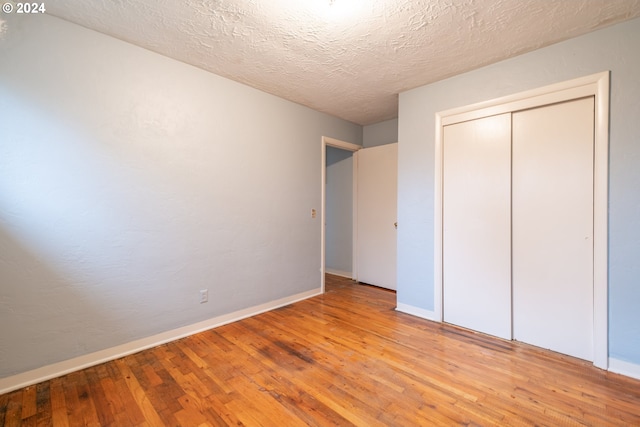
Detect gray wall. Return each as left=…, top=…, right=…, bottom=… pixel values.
left=363, top=118, right=398, bottom=148
left=325, top=147, right=353, bottom=276
left=398, top=18, right=640, bottom=365
left=0, top=14, right=361, bottom=378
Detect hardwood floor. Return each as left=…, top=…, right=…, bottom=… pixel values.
left=2, top=274, right=639, bottom=426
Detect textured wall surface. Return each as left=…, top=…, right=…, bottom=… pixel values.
left=398, top=17, right=640, bottom=364
left=44, top=0, right=640, bottom=125
left=363, top=118, right=399, bottom=148
left=0, top=13, right=361, bottom=378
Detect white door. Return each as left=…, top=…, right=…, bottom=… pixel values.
left=512, top=97, right=594, bottom=361
left=356, top=143, right=397, bottom=290
left=442, top=114, right=512, bottom=339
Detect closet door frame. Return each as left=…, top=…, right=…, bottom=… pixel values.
left=434, top=72, right=610, bottom=369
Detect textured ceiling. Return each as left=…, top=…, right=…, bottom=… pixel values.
left=45, top=0, right=640, bottom=125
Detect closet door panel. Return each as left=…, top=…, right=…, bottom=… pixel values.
left=512, top=97, right=594, bottom=361
left=443, top=113, right=512, bottom=339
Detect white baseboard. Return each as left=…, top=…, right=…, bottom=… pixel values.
left=0, top=287, right=322, bottom=395
left=325, top=268, right=352, bottom=278
left=396, top=303, right=438, bottom=322
left=609, top=358, right=640, bottom=380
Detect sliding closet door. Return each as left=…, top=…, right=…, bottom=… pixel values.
left=512, top=97, right=594, bottom=361
left=443, top=114, right=512, bottom=339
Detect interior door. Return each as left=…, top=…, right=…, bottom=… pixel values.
left=356, top=143, right=397, bottom=290
left=442, top=114, right=512, bottom=339
left=512, top=97, right=594, bottom=361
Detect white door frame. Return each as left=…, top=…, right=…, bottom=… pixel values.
left=321, top=136, right=361, bottom=292
left=434, top=72, right=610, bottom=369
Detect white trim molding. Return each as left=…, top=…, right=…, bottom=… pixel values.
left=325, top=268, right=352, bottom=279
left=609, top=358, right=640, bottom=381
left=0, top=287, right=321, bottom=395
left=323, top=136, right=361, bottom=152
left=396, top=303, right=437, bottom=322
left=434, top=71, right=609, bottom=369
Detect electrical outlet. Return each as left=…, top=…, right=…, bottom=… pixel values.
left=199, top=289, right=208, bottom=304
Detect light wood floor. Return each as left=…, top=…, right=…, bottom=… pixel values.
left=2, top=274, right=639, bottom=426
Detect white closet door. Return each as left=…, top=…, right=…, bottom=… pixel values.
left=512, top=97, right=594, bottom=361
left=356, top=143, right=397, bottom=290
left=443, top=114, right=512, bottom=339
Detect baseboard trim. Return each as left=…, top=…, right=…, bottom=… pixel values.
left=396, top=303, right=438, bottom=322
left=0, top=287, right=321, bottom=395
left=325, top=269, right=352, bottom=279
left=609, top=358, right=640, bottom=380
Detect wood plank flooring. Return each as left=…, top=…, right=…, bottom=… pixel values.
left=2, top=274, right=639, bottom=426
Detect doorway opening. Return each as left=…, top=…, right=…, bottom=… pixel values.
left=325, top=146, right=355, bottom=278
left=320, top=136, right=360, bottom=293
